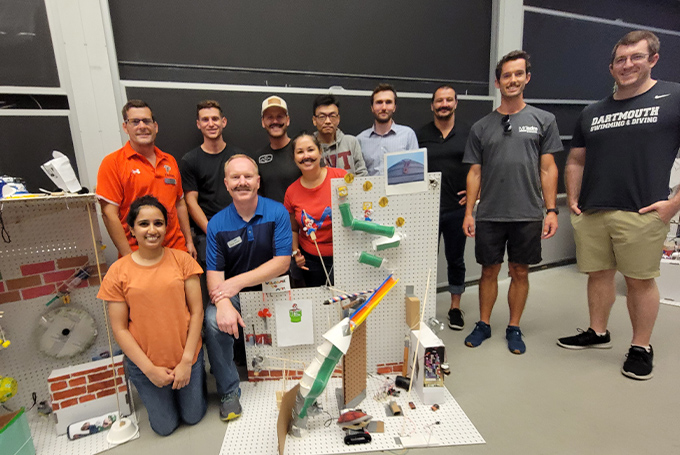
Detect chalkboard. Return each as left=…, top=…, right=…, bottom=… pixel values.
left=110, top=0, right=492, bottom=95
left=525, top=0, right=680, bottom=32
left=0, top=0, right=60, bottom=87
left=523, top=11, right=680, bottom=100
left=0, top=116, right=77, bottom=192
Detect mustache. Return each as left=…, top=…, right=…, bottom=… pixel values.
left=233, top=185, right=251, bottom=191
left=299, top=158, right=316, bottom=164
left=436, top=107, right=452, bottom=113
left=268, top=123, right=285, bottom=128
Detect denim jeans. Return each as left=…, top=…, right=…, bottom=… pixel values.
left=204, top=296, right=242, bottom=397
left=125, top=349, right=207, bottom=436
left=439, top=208, right=467, bottom=295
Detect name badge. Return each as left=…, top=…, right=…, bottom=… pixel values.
left=227, top=236, right=242, bottom=249
left=164, top=177, right=176, bottom=185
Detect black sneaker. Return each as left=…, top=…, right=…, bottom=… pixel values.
left=448, top=308, right=465, bottom=330
left=622, top=345, right=654, bottom=380
left=557, top=328, right=612, bottom=350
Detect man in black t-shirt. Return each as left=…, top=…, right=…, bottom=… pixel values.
left=558, top=31, right=680, bottom=381
left=250, top=96, right=301, bottom=203
left=180, top=100, right=246, bottom=363
left=180, top=100, right=245, bottom=268
left=417, top=85, right=470, bottom=331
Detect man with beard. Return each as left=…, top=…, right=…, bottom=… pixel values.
left=203, top=154, right=292, bottom=421
left=557, top=31, right=680, bottom=380
left=97, top=99, right=196, bottom=258
left=417, top=85, right=471, bottom=330
left=357, top=83, right=418, bottom=175
left=462, top=51, right=561, bottom=355
left=250, top=96, right=301, bottom=203
left=312, top=94, right=368, bottom=176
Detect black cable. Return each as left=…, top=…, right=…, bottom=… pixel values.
left=0, top=208, right=10, bottom=243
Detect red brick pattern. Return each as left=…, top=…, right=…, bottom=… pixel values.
left=376, top=362, right=405, bottom=375
left=48, top=359, right=125, bottom=410
left=21, top=261, right=56, bottom=276
left=0, top=256, right=107, bottom=305
left=245, top=368, right=341, bottom=382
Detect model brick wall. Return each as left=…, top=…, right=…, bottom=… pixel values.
left=0, top=255, right=106, bottom=305
left=48, top=358, right=126, bottom=411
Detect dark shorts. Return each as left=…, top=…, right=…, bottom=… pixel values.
left=475, top=220, right=542, bottom=266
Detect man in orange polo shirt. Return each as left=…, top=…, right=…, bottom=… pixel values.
left=96, top=100, right=196, bottom=258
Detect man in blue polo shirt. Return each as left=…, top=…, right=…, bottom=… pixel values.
left=204, top=154, right=292, bottom=421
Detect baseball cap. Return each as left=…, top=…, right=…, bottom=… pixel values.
left=261, top=96, right=288, bottom=116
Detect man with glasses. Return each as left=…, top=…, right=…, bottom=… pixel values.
left=462, top=51, right=561, bottom=355
left=312, top=94, right=367, bottom=176
left=250, top=96, right=301, bottom=203
left=96, top=99, right=196, bottom=258
left=357, top=83, right=418, bottom=175
left=557, top=31, right=680, bottom=380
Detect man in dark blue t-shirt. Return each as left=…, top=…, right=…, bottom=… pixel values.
left=204, top=154, right=292, bottom=421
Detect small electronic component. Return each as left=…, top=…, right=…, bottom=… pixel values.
left=389, top=400, right=402, bottom=416
left=408, top=401, right=416, bottom=410
left=431, top=404, right=440, bottom=411
left=344, top=431, right=372, bottom=445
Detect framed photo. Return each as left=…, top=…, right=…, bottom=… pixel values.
left=384, top=148, right=428, bottom=195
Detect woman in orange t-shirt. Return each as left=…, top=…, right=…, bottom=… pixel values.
left=284, top=133, right=346, bottom=287
left=97, top=195, right=205, bottom=436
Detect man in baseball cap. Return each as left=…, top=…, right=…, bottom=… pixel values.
left=251, top=95, right=300, bottom=203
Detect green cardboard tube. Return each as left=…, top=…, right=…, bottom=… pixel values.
left=359, top=251, right=384, bottom=268
left=339, top=203, right=353, bottom=227
left=351, top=219, right=395, bottom=237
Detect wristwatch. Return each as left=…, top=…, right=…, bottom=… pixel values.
left=546, top=208, right=559, bottom=215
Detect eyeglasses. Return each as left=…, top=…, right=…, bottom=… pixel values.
left=501, top=114, right=512, bottom=135
left=315, top=113, right=339, bottom=122
left=612, top=53, right=649, bottom=67
left=126, top=118, right=154, bottom=126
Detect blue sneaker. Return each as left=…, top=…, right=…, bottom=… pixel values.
left=506, top=326, right=525, bottom=354
left=465, top=321, right=491, bottom=347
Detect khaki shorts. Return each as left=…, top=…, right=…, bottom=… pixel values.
left=571, top=210, right=668, bottom=279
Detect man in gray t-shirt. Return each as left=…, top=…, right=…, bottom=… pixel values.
left=461, top=50, right=562, bottom=355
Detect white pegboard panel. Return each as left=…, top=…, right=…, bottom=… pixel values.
left=241, top=287, right=341, bottom=372
left=0, top=195, right=121, bottom=418
left=240, top=175, right=440, bottom=375
left=0, top=195, right=101, bottom=277
left=26, top=407, right=139, bottom=455
left=219, top=376, right=484, bottom=455
left=331, top=174, right=440, bottom=370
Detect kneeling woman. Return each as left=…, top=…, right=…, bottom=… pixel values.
left=284, top=133, right=347, bottom=286
left=98, top=195, right=206, bottom=436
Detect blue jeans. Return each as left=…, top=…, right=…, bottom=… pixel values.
left=204, top=296, right=242, bottom=397
left=439, top=208, right=467, bottom=295
left=125, top=349, right=207, bottom=436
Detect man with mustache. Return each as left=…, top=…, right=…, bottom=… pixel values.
left=203, top=154, right=292, bottom=421
left=96, top=99, right=196, bottom=258
left=462, top=51, right=562, bottom=355
left=357, top=83, right=418, bottom=176
left=417, top=85, right=471, bottom=331
left=312, top=94, right=368, bottom=176
left=250, top=96, right=301, bottom=203
left=558, top=31, right=680, bottom=380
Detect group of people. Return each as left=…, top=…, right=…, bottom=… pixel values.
left=94, top=29, right=679, bottom=436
